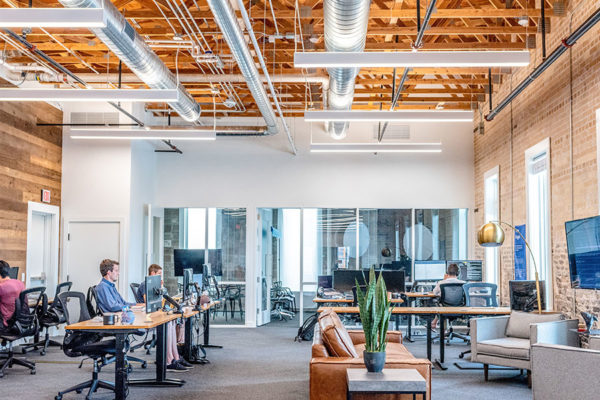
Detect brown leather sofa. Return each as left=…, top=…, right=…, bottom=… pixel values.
left=310, top=309, right=432, bottom=400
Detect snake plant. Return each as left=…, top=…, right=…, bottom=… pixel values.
left=355, top=267, right=392, bottom=353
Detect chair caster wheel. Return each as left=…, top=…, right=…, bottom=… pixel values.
left=40, top=351, right=46, bottom=356
left=459, top=353, right=464, bottom=359
left=141, top=362, right=147, bottom=369
left=55, top=396, right=62, bottom=400
left=21, top=348, right=26, bottom=354
left=76, top=389, right=83, bottom=394
left=127, top=365, right=133, bottom=374
left=30, top=368, right=36, bottom=375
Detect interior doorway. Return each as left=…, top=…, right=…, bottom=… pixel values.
left=26, top=202, right=60, bottom=295
left=63, top=220, right=123, bottom=295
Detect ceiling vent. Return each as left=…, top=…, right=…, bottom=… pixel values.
left=70, top=112, right=120, bottom=125
left=373, top=124, right=410, bottom=140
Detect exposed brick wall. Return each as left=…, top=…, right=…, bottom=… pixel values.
left=163, top=208, right=180, bottom=295
left=474, top=1, right=600, bottom=318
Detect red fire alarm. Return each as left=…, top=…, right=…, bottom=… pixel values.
left=41, top=189, right=51, bottom=203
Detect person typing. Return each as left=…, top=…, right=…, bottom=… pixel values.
left=431, top=263, right=465, bottom=329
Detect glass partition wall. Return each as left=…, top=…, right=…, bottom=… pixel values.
left=164, top=207, right=246, bottom=326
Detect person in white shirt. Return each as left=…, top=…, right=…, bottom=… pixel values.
left=433, top=263, right=465, bottom=296
left=431, top=263, right=465, bottom=328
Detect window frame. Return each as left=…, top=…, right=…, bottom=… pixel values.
left=484, top=166, right=500, bottom=285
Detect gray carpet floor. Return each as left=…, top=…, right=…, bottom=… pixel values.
left=0, top=325, right=532, bottom=400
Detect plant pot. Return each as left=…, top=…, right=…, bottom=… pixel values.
left=363, top=351, right=386, bottom=373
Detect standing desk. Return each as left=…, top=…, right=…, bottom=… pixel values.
left=317, top=306, right=511, bottom=368
left=66, top=309, right=198, bottom=400
left=183, top=301, right=221, bottom=361
left=400, top=292, right=438, bottom=341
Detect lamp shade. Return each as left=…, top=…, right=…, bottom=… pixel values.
left=477, top=222, right=505, bottom=247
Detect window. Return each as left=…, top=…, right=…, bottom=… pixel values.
left=414, top=209, right=468, bottom=264
left=526, top=139, right=552, bottom=309
left=484, top=166, right=500, bottom=285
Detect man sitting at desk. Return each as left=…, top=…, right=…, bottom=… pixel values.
left=0, top=260, right=25, bottom=333
left=431, top=263, right=464, bottom=329
left=96, top=259, right=191, bottom=372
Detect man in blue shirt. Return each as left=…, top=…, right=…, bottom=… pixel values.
left=95, top=259, right=135, bottom=313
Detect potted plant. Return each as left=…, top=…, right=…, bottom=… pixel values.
left=355, top=267, right=392, bottom=373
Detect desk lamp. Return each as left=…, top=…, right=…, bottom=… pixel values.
left=477, top=221, right=542, bottom=314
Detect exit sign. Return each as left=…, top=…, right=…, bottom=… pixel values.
left=41, top=189, right=51, bottom=203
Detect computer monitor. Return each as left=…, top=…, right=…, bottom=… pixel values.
left=413, top=261, right=447, bottom=281
left=174, top=249, right=204, bottom=276
left=333, top=270, right=367, bottom=292
left=145, top=275, right=162, bottom=313
left=318, top=275, right=333, bottom=289
left=565, top=215, right=600, bottom=289
left=182, top=268, right=193, bottom=303
left=446, top=260, right=483, bottom=282
left=390, top=259, right=412, bottom=281
left=8, top=266, right=19, bottom=280
left=509, top=280, right=546, bottom=311
left=379, top=271, right=405, bottom=293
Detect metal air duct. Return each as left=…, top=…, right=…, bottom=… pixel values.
left=57, top=0, right=200, bottom=122
left=206, top=0, right=278, bottom=135
left=324, top=0, right=371, bottom=139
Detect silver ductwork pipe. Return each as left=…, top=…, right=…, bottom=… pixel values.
left=206, top=0, right=278, bottom=135
left=324, top=0, right=371, bottom=139
left=57, top=0, right=200, bottom=122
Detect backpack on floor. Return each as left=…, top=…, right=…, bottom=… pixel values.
left=295, top=312, right=318, bottom=342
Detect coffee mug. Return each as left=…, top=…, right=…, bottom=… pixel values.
left=103, top=315, right=115, bottom=325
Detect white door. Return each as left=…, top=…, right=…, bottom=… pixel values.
left=28, top=213, right=53, bottom=290
left=66, top=221, right=121, bottom=294
left=26, top=202, right=59, bottom=296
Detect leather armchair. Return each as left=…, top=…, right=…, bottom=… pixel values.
left=310, top=319, right=431, bottom=400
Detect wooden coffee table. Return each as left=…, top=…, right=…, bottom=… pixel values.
left=346, top=368, right=426, bottom=400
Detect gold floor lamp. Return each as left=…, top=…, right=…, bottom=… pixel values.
left=477, top=221, right=543, bottom=314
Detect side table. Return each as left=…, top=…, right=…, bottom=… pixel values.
left=346, top=368, right=426, bottom=400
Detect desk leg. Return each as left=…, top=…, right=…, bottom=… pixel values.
left=426, top=318, right=431, bottom=361
left=203, top=308, right=222, bottom=349
left=405, top=298, right=414, bottom=342
left=434, top=316, right=448, bottom=370
left=129, top=323, right=185, bottom=387
left=115, top=333, right=128, bottom=400
left=183, top=317, right=192, bottom=361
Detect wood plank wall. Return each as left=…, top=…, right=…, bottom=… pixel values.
left=0, top=100, right=63, bottom=279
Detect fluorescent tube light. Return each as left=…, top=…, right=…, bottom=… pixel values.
left=70, top=128, right=216, bottom=141
left=0, top=89, right=179, bottom=102
left=310, top=143, right=442, bottom=153
left=294, top=51, right=530, bottom=68
left=0, top=8, right=106, bottom=28
left=304, top=110, right=474, bottom=122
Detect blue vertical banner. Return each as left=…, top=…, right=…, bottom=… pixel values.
left=514, top=224, right=527, bottom=280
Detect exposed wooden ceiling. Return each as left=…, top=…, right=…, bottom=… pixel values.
left=0, top=0, right=559, bottom=118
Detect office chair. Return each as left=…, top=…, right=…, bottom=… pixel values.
left=439, top=282, right=468, bottom=344
left=128, top=282, right=156, bottom=355
left=22, top=282, right=72, bottom=355
left=55, top=291, right=116, bottom=400
left=0, top=287, right=45, bottom=377
left=270, top=283, right=295, bottom=321
left=210, top=276, right=227, bottom=321
left=84, top=286, right=147, bottom=370
left=458, top=282, right=498, bottom=359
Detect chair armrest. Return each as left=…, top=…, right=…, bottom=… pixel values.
left=530, top=319, right=579, bottom=347
left=532, top=343, right=600, bottom=400
left=472, top=316, right=509, bottom=342
left=312, top=344, right=329, bottom=358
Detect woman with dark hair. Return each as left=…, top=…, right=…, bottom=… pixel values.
left=0, top=260, right=25, bottom=331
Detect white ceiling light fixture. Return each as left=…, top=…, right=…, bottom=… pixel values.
left=69, top=127, right=217, bottom=141
left=294, top=51, right=530, bottom=68
left=0, top=8, right=106, bottom=28
left=0, top=88, right=180, bottom=102
left=304, top=110, right=474, bottom=122
left=310, top=143, right=442, bottom=153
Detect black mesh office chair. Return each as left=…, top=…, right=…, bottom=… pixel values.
left=130, top=283, right=144, bottom=303
left=439, top=282, right=468, bottom=344
left=458, top=283, right=498, bottom=359
left=22, top=282, right=73, bottom=355
left=0, top=287, right=45, bottom=377
left=55, top=291, right=116, bottom=400
left=129, top=282, right=156, bottom=355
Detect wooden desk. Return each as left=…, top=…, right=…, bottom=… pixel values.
left=400, top=292, right=438, bottom=341
left=66, top=309, right=197, bottom=400
left=313, top=298, right=404, bottom=304
left=318, top=306, right=512, bottom=365
left=402, top=292, right=438, bottom=299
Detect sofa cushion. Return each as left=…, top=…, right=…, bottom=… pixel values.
left=355, top=342, right=415, bottom=359
left=506, top=311, right=563, bottom=339
left=318, top=309, right=358, bottom=358
left=477, top=337, right=531, bottom=360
